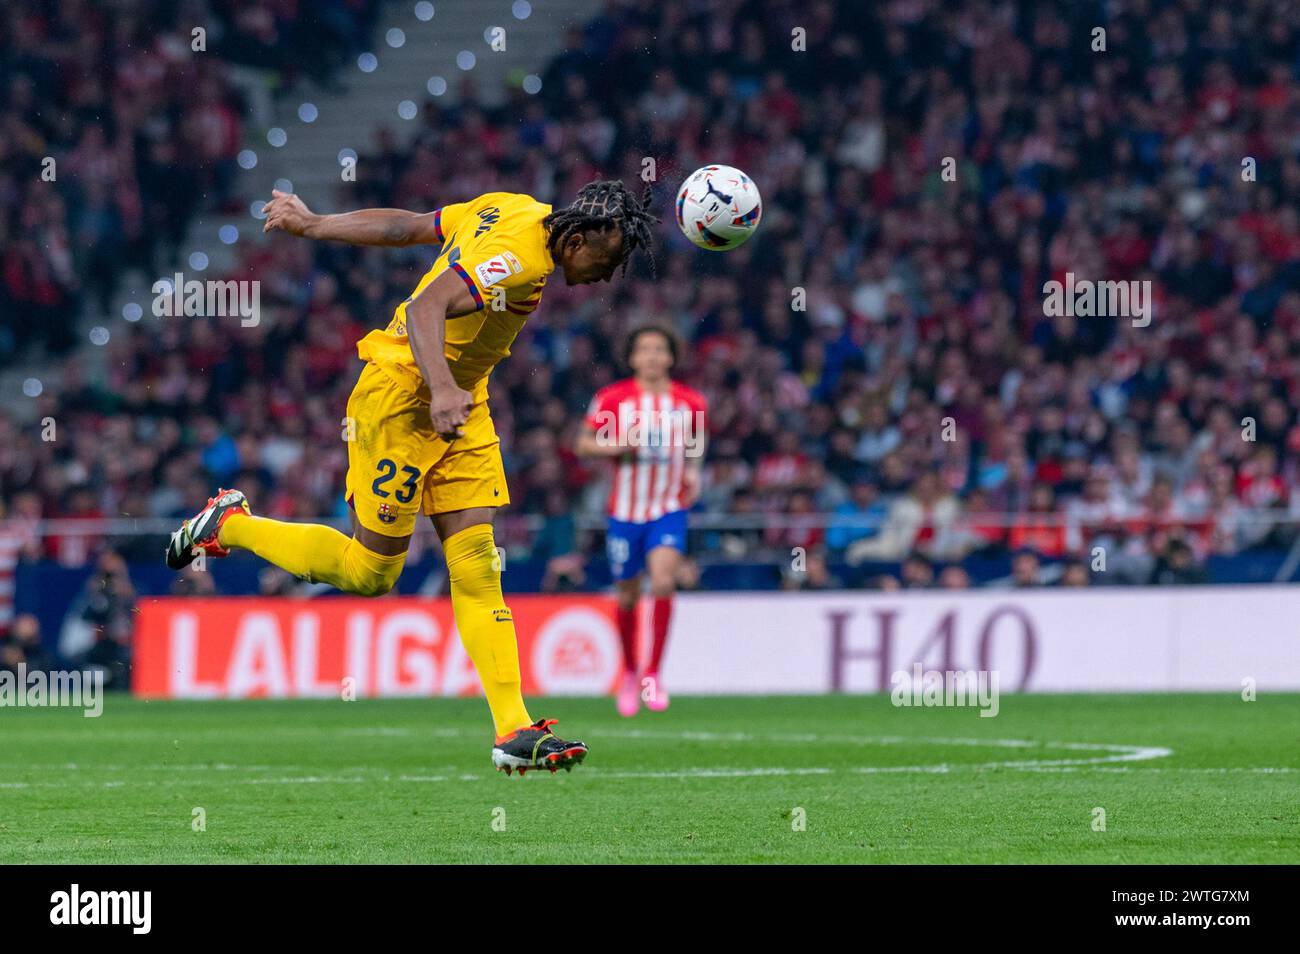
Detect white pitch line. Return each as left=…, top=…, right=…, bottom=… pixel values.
left=0, top=736, right=1190, bottom=787
left=3, top=764, right=1296, bottom=789
left=585, top=767, right=835, bottom=780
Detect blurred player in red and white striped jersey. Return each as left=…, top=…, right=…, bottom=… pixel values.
left=577, top=326, right=707, bottom=716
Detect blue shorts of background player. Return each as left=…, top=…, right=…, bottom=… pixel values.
left=606, top=510, right=688, bottom=581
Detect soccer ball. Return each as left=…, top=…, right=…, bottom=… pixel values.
left=675, top=165, right=762, bottom=251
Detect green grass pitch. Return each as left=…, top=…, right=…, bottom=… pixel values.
left=1, top=693, right=1296, bottom=863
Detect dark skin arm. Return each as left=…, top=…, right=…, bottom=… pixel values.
left=261, top=190, right=444, bottom=246
left=405, top=269, right=475, bottom=440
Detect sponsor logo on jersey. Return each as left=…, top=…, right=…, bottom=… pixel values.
left=474, top=252, right=524, bottom=288
left=492, top=608, right=513, bottom=623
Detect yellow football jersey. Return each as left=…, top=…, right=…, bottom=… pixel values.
left=357, top=191, right=554, bottom=402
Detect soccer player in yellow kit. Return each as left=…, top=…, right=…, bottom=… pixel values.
left=165, top=181, right=657, bottom=775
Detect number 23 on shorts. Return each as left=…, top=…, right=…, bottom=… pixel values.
left=372, top=458, right=421, bottom=503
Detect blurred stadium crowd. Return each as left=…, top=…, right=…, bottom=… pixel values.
left=4, top=0, right=1300, bottom=621
left=0, top=0, right=381, bottom=355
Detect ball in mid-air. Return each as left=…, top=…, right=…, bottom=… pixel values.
left=675, top=165, right=762, bottom=251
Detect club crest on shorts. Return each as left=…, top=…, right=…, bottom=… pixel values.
left=377, top=503, right=397, bottom=524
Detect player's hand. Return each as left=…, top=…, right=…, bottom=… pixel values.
left=262, top=190, right=316, bottom=235
left=429, top=384, right=474, bottom=441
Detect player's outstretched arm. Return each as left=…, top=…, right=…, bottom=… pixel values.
left=261, top=190, right=443, bottom=246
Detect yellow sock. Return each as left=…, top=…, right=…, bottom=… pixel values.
left=219, top=514, right=405, bottom=597
left=444, top=524, right=531, bottom=737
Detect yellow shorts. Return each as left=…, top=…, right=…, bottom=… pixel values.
left=344, top=362, right=509, bottom=537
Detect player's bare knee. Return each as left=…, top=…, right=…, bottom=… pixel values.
left=647, top=566, right=676, bottom=598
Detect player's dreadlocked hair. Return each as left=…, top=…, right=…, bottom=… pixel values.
left=542, top=179, right=659, bottom=273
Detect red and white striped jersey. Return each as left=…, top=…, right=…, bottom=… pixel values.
left=585, top=378, right=709, bottom=523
